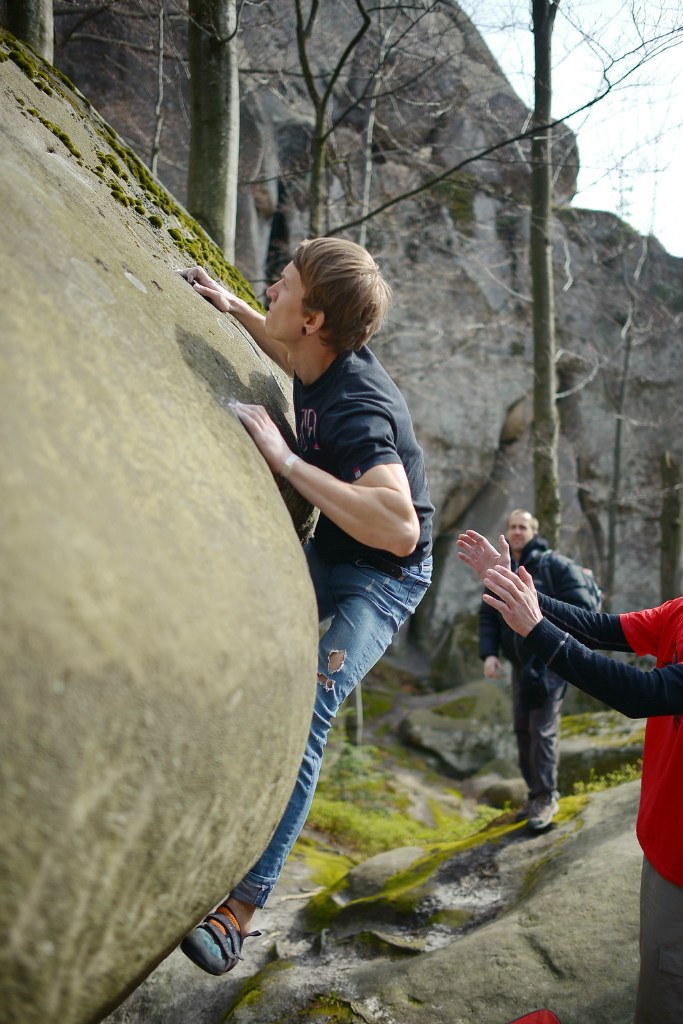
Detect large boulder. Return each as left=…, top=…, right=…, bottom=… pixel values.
left=0, top=36, right=317, bottom=1024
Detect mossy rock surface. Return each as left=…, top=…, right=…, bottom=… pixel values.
left=398, top=680, right=516, bottom=776
left=221, top=784, right=641, bottom=1024
left=558, top=711, right=644, bottom=790
left=1, top=34, right=317, bottom=1024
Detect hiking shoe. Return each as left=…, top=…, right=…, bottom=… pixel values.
left=180, top=905, right=261, bottom=976
left=514, top=801, right=532, bottom=822
left=527, top=794, right=559, bottom=832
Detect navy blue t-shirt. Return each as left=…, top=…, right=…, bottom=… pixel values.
left=293, top=346, right=433, bottom=566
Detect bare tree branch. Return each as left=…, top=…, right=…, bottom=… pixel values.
left=329, top=30, right=683, bottom=237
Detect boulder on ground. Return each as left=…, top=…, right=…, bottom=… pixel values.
left=0, top=36, right=317, bottom=1024
left=398, top=681, right=516, bottom=776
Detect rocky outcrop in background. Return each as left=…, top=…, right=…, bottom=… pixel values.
left=0, top=35, right=318, bottom=1024
left=47, top=0, right=683, bottom=684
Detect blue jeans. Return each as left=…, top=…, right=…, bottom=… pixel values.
left=230, top=542, right=432, bottom=908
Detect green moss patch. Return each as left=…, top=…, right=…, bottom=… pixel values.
left=427, top=907, right=472, bottom=928
left=294, top=835, right=355, bottom=890
left=432, top=695, right=477, bottom=720
left=304, top=813, right=521, bottom=932
left=96, top=150, right=129, bottom=181
left=25, top=108, right=82, bottom=160
left=309, top=741, right=499, bottom=858
left=88, top=123, right=260, bottom=307
left=358, top=687, right=393, bottom=721
left=432, top=172, right=479, bottom=235
left=223, top=960, right=293, bottom=1018
left=305, top=788, right=590, bottom=935
left=1, top=29, right=81, bottom=102
left=226, top=971, right=356, bottom=1023
left=560, top=710, right=637, bottom=738
left=356, top=930, right=425, bottom=956
left=554, top=793, right=588, bottom=823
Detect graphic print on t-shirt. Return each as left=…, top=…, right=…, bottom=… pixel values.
left=298, top=408, right=319, bottom=453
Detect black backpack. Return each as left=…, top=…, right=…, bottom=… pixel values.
left=536, top=550, right=603, bottom=612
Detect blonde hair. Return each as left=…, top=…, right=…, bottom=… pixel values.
left=508, top=508, right=539, bottom=532
left=292, top=237, right=392, bottom=354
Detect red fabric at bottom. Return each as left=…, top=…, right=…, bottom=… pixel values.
left=507, top=1012, right=561, bottom=1024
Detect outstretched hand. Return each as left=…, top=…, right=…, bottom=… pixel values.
left=456, top=530, right=511, bottom=581
left=482, top=565, right=543, bottom=637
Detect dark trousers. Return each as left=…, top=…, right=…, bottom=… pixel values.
left=634, top=855, right=683, bottom=1023
left=511, top=666, right=565, bottom=798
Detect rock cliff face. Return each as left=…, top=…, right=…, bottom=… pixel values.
left=0, top=34, right=318, bottom=1024
left=49, top=1, right=683, bottom=682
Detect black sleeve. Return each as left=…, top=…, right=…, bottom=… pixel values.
left=478, top=596, right=501, bottom=660
left=537, top=592, right=632, bottom=651
left=321, top=403, right=401, bottom=482
left=526, top=617, right=683, bottom=717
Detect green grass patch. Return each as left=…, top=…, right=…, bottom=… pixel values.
left=572, top=762, right=642, bottom=794
left=310, top=741, right=498, bottom=857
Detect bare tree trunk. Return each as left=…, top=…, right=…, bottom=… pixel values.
left=308, top=109, right=327, bottom=239
left=294, top=0, right=371, bottom=238
left=357, top=81, right=378, bottom=249
left=345, top=683, right=364, bottom=746
left=150, top=1, right=165, bottom=177
left=530, top=0, right=560, bottom=546
left=660, top=452, right=682, bottom=603
left=357, top=25, right=389, bottom=249
left=187, top=0, right=239, bottom=261
left=604, top=238, right=648, bottom=608
left=294, top=0, right=327, bottom=238
left=5, top=0, right=53, bottom=62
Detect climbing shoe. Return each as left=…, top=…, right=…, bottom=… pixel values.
left=180, top=905, right=261, bottom=976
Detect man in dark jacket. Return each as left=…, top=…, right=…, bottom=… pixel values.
left=479, top=509, right=598, bottom=830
